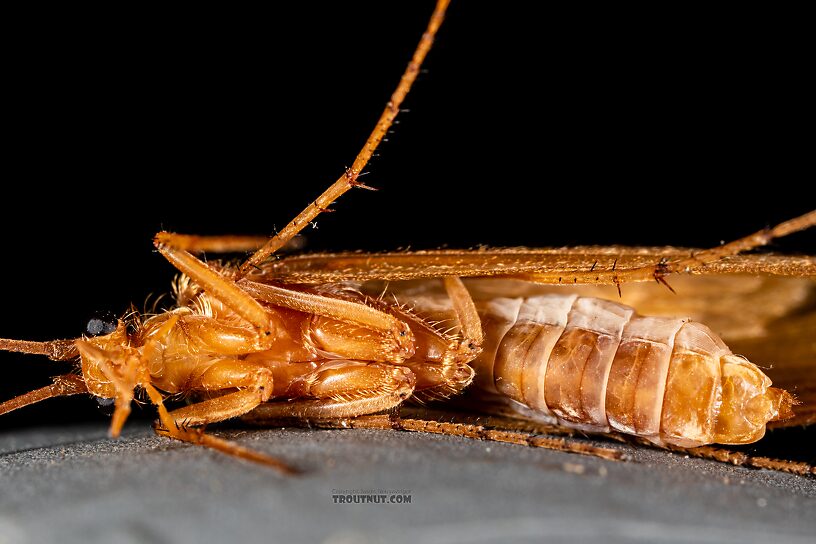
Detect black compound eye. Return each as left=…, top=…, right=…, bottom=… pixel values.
left=86, top=312, right=118, bottom=337
left=95, top=396, right=115, bottom=416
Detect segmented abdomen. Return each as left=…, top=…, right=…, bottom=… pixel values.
left=473, top=295, right=791, bottom=447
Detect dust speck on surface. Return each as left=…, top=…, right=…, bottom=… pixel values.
left=562, top=462, right=585, bottom=474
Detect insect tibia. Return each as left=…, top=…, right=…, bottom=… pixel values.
left=239, top=281, right=416, bottom=362
left=152, top=416, right=297, bottom=474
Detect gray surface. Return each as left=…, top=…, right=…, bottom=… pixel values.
left=0, top=422, right=813, bottom=544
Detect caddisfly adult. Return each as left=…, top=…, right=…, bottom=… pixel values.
left=1, top=0, right=815, bottom=475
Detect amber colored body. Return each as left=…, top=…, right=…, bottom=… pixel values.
left=82, top=279, right=790, bottom=448
left=80, top=276, right=476, bottom=420
left=470, top=295, right=789, bottom=446
left=0, top=0, right=813, bottom=473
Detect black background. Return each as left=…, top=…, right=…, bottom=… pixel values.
left=1, top=1, right=813, bottom=441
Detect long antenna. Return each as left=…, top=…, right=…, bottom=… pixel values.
left=0, top=374, right=87, bottom=417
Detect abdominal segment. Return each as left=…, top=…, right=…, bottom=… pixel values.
left=473, top=295, right=791, bottom=446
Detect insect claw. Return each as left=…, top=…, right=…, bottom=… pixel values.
left=387, top=406, right=403, bottom=430
left=652, top=260, right=676, bottom=294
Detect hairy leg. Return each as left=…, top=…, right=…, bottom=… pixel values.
left=151, top=233, right=303, bottom=253
left=395, top=277, right=482, bottom=401
left=156, top=233, right=415, bottom=363
left=159, top=359, right=275, bottom=426
left=270, top=411, right=626, bottom=462
left=141, top=382, right=295, bottom=474
left=242, top=361, right=415, bottom=422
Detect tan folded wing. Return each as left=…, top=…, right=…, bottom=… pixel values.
left=260, top=247, right=816, bottom=284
